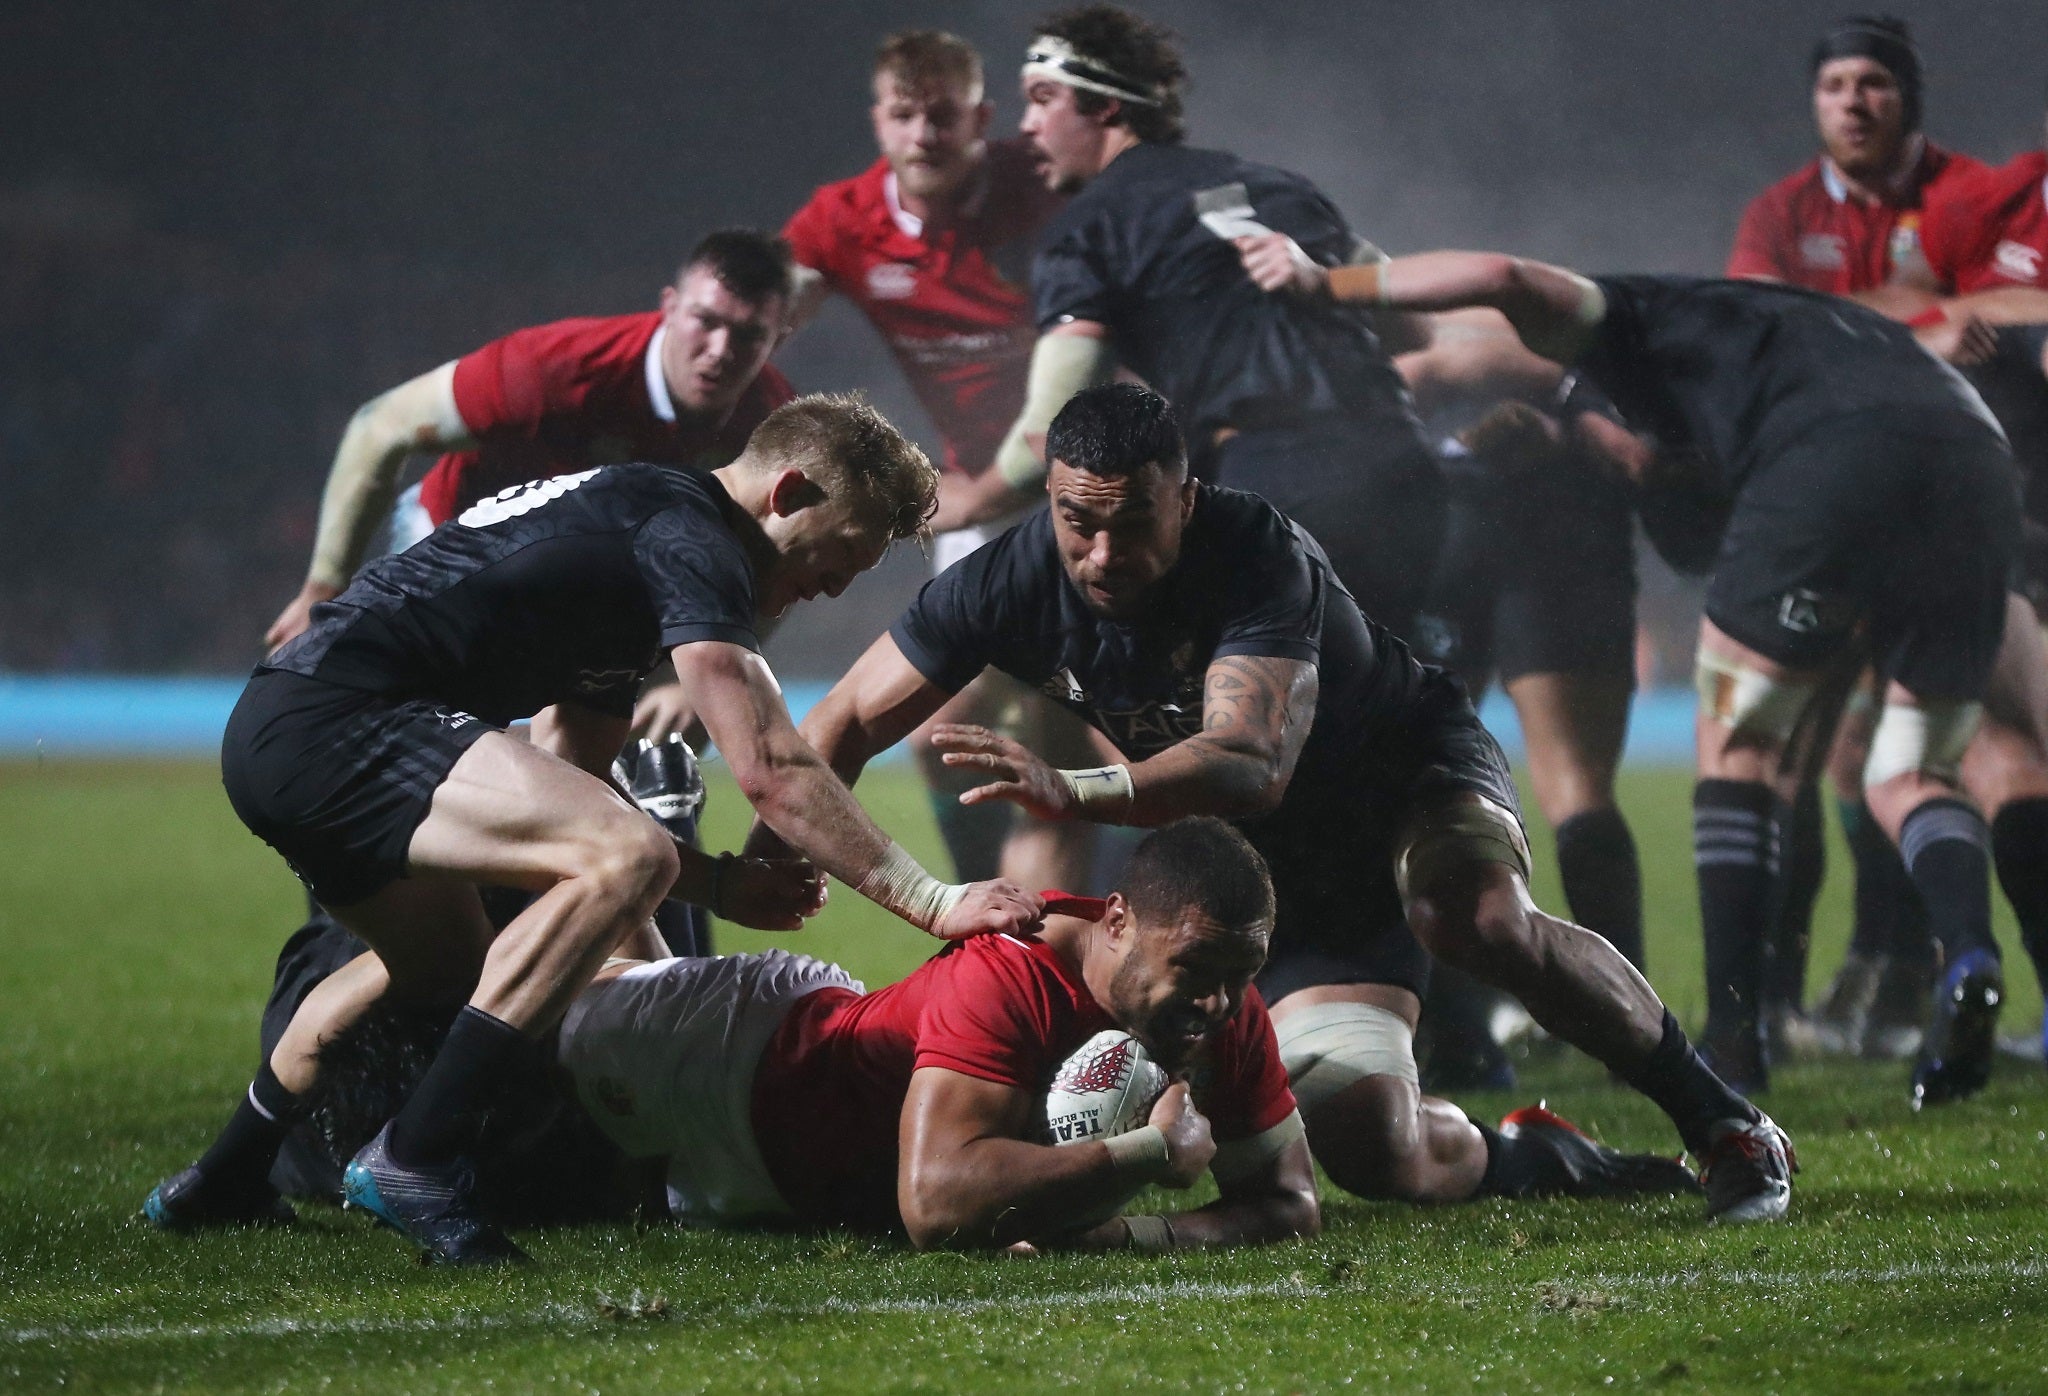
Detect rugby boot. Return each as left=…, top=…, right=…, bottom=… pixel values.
left=1809, top=949, right=1884, bottom=1055
left=342, top=1123, right=528, bottom=1266
left=1909, top=949, right=2003, bottom=1110
left=1496, top=1105, right=1701, bottom=1198
left=141, top=1164, right=295, bottom=1230
left=619, top=734, right=715, bottom=956
left=1699, top=1113, right=1795, bottom=1224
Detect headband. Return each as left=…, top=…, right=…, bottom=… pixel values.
left=1022, top=34, right=1162, bottom=107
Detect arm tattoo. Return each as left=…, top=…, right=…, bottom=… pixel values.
left=1198, top=656, right=1315, bottom=760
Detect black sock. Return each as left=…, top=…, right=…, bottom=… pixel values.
left=1621, top=1009, right=1759, bottom=1157
left=1474, top=1122, right=1519, bottom=1196
left=1840, top=795, right=1904, bottom=959
left=387, top=1006, right=531, bottom=1170
left=926, top=787, right=1013, bottom=883
left=1764, top=783, right=1825, bottom=1010
left=1991, top=798, right=2048, bottom=990
left=195, top=1061, right=303, bottom=1194
left=1694, top=779, right=1777, bottom=1042
left=1555, top=807, right=1645, bottom=972
left=1899, top=799, right=2000, bottom=966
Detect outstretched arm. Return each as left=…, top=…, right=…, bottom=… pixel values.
left=677, top=639, right=1036, bottom=939
left=1044, top=1113, right=1320, bottom=1252
left=1237, top=238, right=1606, bottom=364
left=935, top=654, right=1318, bottom=826
left=267, top=361, right=473, bottom=650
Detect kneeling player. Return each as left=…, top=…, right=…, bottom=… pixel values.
left=771, top=384, right=1764, bottom=1222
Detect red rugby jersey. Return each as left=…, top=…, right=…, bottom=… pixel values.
left=1921, top=150, right=2048, bottom=294
left=1726, top=141, right=1985, bottom=294
left=749, top=917, right=1295, bottom=1231
left=783, top=138, right=1061, bottom=476
left=416, top=310, right=795, bottom=524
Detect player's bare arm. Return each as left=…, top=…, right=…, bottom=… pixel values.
left=528, top=700, right=823, bottom=933
left=265, top=361, right=474, bottom=651
left=675, top=638, right=1038, bottom=939
left=938, top=654, right=1317, bottom=825
left=1236, top=239, right=1607, bottom=364
left=1044, top=1115, right=1319, bottom=1253
left=897, top=1069, right=1213, bottom=1250
left=1394, top=308, right=1565, bottom=412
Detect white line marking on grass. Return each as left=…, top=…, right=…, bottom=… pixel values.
left=7, top=1259, right=2044, bottom=1348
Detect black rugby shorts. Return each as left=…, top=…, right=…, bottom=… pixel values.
left=221, top=669, right=497, bottom=905
left=1705, top=419, right=2018, bottom=701
left=1254, top=687, right=1526, bottom=1005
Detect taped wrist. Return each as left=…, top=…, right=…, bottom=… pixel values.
left=855, top=841, right=967, bottom=933
left=1103, top=1124, right=1170, bottom=1179
left=1055, top=763, right=1134, bottom=817
left=1122, top=1214, right=1176, bottom=1252
left=1326, top=261, right=1388, bottom=305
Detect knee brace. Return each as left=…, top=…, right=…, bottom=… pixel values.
left=1394, top=793, right=1533, bottom=903
left=1694, top=647, right=1817, bottom=746
left=1864, top=698, right=1983, bottom=789
left=1275, top=1001, right=1418, bottom=1108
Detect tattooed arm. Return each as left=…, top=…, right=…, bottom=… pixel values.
left=936, top=655, right=1319, bottom=826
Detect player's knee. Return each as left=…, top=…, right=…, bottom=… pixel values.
left=1304, top=1091, right=1432, bottom=1202
left=579, top=812, right=680, bottom=906
left=1413, top=887, right=1542, bottom=983
left=1695, top=646, right=1815, bottom=757
left=1863, top=698, right=1982, bottom=794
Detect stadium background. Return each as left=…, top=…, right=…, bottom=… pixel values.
left=5, top=0, right=2046, bottom=703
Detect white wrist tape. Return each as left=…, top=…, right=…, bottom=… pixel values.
left=855, top=841, right=967, bottom=933
left=1122, top=1214, right=1176, bottom=1252
left=1056, top=763, right=1134, bottom=815
left=1103, top=1124, right=1170, bottom=1179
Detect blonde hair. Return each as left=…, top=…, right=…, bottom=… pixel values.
left=875, top=30, right=984, bottom=104
left=745, top=393, right=937, bottom=543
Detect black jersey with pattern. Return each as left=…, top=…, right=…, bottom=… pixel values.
left=890, top=484, right=1470, bottom=849
left=265, top=464, right=759, bottom=724
left=1031, top=143, right=1421, bottom=447
left=1581, top=274, right=2005, bottom=499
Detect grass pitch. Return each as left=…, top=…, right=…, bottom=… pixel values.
left=1, top=758, right=2044, bottom=1393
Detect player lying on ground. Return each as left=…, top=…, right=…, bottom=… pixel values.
left=144, top=396, right=1040, bottom=1265
left=761, top=381, right=1781, bottom=1222
left=780, top=28, right=1099, bottom=892
left=280, top=820, right=1688, bottom=1247
left=1243, top=237, right=2040, bottom=1104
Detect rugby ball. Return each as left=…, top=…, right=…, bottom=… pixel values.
left=1042, top=1031, right=1167, bottom=1147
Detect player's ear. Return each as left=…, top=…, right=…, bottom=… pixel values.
left=659, top=283, right=681, bottom=318
left=1103, top=892, right=1132, bottom=947
left=767, top=468, right=827, bottom=518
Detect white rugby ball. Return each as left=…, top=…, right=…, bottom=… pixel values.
left=1042, top=1030, right=1167, bottom=1147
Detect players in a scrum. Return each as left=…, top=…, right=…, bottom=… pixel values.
left=780, top=29, right=1102, bottom=894
left=1253, top=241, right=2031, bottom=1105
left=770, top=382, right=1789, bottom=1222
left=144, top=397, right=1042, bottom=1265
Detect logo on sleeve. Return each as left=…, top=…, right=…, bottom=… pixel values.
left=1994, top=240, right=2044, bottom=284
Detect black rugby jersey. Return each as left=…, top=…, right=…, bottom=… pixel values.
left=890, top=484, right=1468, bottom=845
left=1032, top=143, right=1421, bottom=447
left=265, top=464, right=759, bottom=724
left=1581, top=275, right=2005, bottom=498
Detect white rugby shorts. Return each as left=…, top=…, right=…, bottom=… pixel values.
left=556, top=950, right=861, bottom=1222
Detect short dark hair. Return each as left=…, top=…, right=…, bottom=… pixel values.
left=1123, top=817, right=1276, bottom=941
left=1044, top=382, right=1187, bottom=480
left=1036, top=6, right=1187, bottom=144
left=681, top=228, right=795, bottom=305
left=876, top=29, right=983, bottom=103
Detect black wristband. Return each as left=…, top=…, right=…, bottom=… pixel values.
left=709, top=852, right=735, bottom=919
